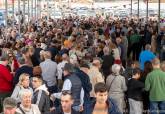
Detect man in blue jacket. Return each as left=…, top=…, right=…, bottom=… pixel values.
left=139, top=44, right=156, bottom=70
left=84, top=82, right=121, bottom=114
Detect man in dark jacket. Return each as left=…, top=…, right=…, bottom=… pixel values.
left=49, top=91, right=80, bottom=114
left=75, top=64, right=92, bottom=103
left=75, top=63, right=92, bottom=114
left=13, top=57, right=33, bottom=86
left=84, top=82, right=121, bottom=114
left=122, top=59, right=136, bottom=83
left=32, top=76, right=50, bottom=114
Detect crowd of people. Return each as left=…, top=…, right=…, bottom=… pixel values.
left=0, top=15, right=165, bottom=114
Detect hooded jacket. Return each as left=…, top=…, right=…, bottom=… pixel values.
left=32, top=84, right=50, bottom=114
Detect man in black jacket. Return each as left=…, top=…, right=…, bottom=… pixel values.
left=32, top=76, right=50, bottom=114
left=75, top=63, right=92, bottom=103
left=75, top=63, right=92, bottom=114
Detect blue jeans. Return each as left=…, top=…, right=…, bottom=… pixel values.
left=150, top=101, right=165, bottom=114
left=82, top=101, right=91, bottom=114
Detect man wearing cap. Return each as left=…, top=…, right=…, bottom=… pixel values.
left=0, top=97, right=19, bottom=114
left=0, top=54, right=13, bottom=112
left=51, top=63, right=84, bottom=112
left=77, top=63, right=92, bottom=114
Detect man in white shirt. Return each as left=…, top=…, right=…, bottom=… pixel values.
left=51, top=63, right=84, bottom=112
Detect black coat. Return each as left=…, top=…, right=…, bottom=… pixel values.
left=32, top=89, right=50, bottom=114
left=75, top=68, right=92, bottom=102
left=102, top=54, right=114, bottom=78
left=48, top=107, right=80, bottom=114
left=127, top=78, right=144, bottom=101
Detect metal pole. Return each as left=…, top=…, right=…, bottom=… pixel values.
left=158, top=0, right=161, bottom=33
left=131, top=0, right=132, bottom=18
left=146, top=0, right=148, bottom=23
left=18, top=0, right=21, bottom=34
left=23, top=0, right=25, bottom=23
left=31, top=0, right=33, bottom=20
left=28, top=0, right=30, bottom=23
left=12, top=0, right=15, bottom=27
left=47, top=0, right=49, bottom=19
left=5, top=0, right=8, bottom=27
left=39, top=0, right=41, bottom=19
left=137, top=0, right=140, bottom=20
left=35, top=0, right=37, bottom=21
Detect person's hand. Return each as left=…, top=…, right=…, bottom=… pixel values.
left=50, top=94, right=56, bottom=101
left=50, top=107, right=55, bottom=112
left=79, top=105, right=84, bottom=112
left=11, top=72, right=15, bottom=76
left=58, top=79, right=63, bottom=89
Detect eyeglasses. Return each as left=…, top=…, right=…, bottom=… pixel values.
left=62, top=90, right=72, bottom=95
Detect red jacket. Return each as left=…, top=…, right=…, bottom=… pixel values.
left=0, top=64, right=13, bottom=92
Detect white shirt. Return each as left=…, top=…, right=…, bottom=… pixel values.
left=57, top=61, right=68, bottom=80
left=64, top=113, right=71, bottom=114
left=53, top=79, right=84, bottom=106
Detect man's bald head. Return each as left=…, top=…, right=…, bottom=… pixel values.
left=152, top=57, right=160, bottom=69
